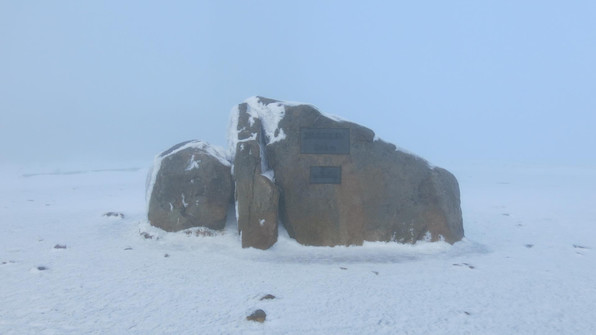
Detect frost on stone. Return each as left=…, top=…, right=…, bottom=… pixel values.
left=185, top=154, right=201, bottom=171
left=229, top=97, right=344, bottom=158
left=261, top=170, right=275, bottom=182
left=238, top=133, right=258, bottom=143
left=234, top=199, right=239, bottom=221
left=227, top=105, right=240, bottom=159
left=373, top=135, right=431, bottom=168
left=244, top=96, right=287, bottom=145
left=146, top=140, right=230, bottom=208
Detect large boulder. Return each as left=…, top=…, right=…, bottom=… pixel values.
left=147, top=140, right=234, bottom=232
left=230, top=103, right=279, bottom=249
left=230, top=97, right=464, bottom=246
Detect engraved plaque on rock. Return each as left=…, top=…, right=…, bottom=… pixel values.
left=300, top=128, right=350, bottom=154
left=310, top=166, right=342, bottom=184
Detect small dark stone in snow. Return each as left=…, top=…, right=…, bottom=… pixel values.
left=140, top=232, right=154, bottom=239
left=573, top=244, right=589, bottom=249
left=103, top=212, right=125, bottom=218
left=340, top=267, right=347, bottom=270
left=260, top=294, right=276, bottom=300
left=164, top=254, right=170, bottom=258
left=37, top=266, right=48, bottom=271
left=372, top=271, right=379, bottom=275
left=453, top=263, right=475, bottom=269
left=246, top=309, right=266, bottom=323
left=502, top=213, right=510, bottom=216
left=464, top=311, right=471, bottom=315
left=54, top=244, right=67, bottom=249
left=124, top=247, right=133, bottom=250
left=525, top=244, right=534, bottom=248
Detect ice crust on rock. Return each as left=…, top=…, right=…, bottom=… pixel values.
left=228, top=96, right=347, bottom=159
left=228, top=96, right=293, bottom=159
left=245, top=96, right=287, bottom=145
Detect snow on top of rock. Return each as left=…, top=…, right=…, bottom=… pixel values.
left=277, top=99, right=348, bottom=122
left=228, top=97, right=288, bottom=159
left=227, top=105, right=240, bottom=159
left=261, top=169, right=275, bottom=182
left=146, top=140, right=230, bottom=206
left=157, top=140, right=230, bottom=167
left=373, top=136, right=432, bottom=168
left=228, top=97, right=354, bottom=159
left=245, top=97, right=287, bottom=145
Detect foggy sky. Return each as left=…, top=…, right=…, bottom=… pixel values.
left=1, top=1, right=595, bottom=169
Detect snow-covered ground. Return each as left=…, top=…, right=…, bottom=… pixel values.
left=1, top=163, right=594, bottom=334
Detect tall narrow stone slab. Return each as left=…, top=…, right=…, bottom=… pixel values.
left=231, top=103, right=279, bottom=249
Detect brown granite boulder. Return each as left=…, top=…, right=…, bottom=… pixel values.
left=230, top=103, right=279, bottom=249
left=232, top=97, right=464, bottom=246
left=147, top=140, right=233, bottom=232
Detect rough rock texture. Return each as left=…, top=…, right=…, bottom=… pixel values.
left=246, top=309, right=266, bottom=323
left=233, top=97, right=464, bottom=246
left=232, top=103, right=279, bottom=249
left=147, top=140, right=233, bottom=232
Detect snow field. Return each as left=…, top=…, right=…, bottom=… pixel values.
left=0, top=164, right=594, bottom=334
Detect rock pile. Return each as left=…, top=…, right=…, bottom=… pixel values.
left=146, top=97, right=464, bottom=249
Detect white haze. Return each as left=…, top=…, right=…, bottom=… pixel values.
left=1, top=1, right=595, bottom=170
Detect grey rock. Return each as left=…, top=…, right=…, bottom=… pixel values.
left=147, top=140, right=233, bottom=232
left=233, top=97, right=463, bottom=246
left=246, top=309, right=266, bottom=323
left=232, top=103, right=279, bottom=249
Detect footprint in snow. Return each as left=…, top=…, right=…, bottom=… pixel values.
left=573, top=244, right=590, bottom=249
left=573, top=244, right=590, bottom=255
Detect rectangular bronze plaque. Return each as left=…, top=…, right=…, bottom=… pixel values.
left=300, top=128, right=350, bottom=154
left=310, top=166, right=342, bottom=184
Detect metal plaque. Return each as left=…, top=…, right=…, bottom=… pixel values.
left=300, top=128, right=350, bottom=154
left=310, top=166, right=342, bottom=184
